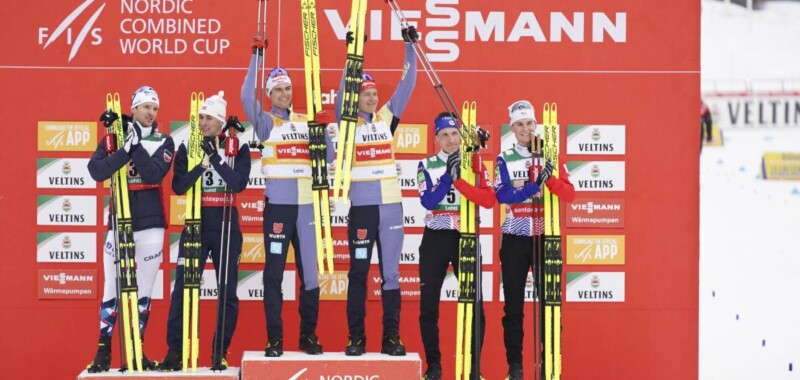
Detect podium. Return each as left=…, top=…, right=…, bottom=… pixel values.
left=77, top=368, right=239, bottom=380
left=240, top=351, right=421, bottom=380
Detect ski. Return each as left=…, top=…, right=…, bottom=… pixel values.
left=455, top=101, right=481, bottom=380
left=105, top=92, right=144, bottom=373
left=542, top=102, right=562, bottom=380
left=302, top=0, right=334, bottom=274
left=530, top=131, right=544, bottom=380
left=332, top=0, right=368, bottom=202
left=182, top=92, right=204, bottom=372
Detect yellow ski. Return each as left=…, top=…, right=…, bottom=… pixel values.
left=302, top=0, right=334, bottom=274
left=106, top=93, right=143, bottom=373
left=182, top=92, right=204, bottom=372
left=333, top=0, right=368, bottom=203
left=542, top=102, right=562, bottom=380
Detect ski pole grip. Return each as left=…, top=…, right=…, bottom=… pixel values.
left=225, top=136, right=238, bottom=157
left=104, top=133, right=117, bottom=153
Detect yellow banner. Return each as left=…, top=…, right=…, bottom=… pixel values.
left=241, top=233, right=295, bottom=264
left=762, top=152, right=800, bottom=180
left=393, top=123, right=428, bottom=154
left=38, top=122, right=97, bottom=152
left=318, top=271, right=349, bottom=301
left=169, top=195, right=186, bottom=226
left=566, top=235, right=625, bottom=265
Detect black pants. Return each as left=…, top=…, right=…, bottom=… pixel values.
left=262, top=202, right=320, bottom=340
left=419, top=228, right=486, bottom=366
left=499, top=233, right=543, bottom=366
left=166, top=226, right=242, bottom=353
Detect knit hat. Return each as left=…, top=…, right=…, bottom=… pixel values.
left=199, top=91, right=227, bottom=123
left=360, top=73, right=376, bottom=92
left=131, top=86, right=159, bottom=109
left=434, top=114, right=459, bottom=135
left=508, top=100, right=536, bottom=125
left=266, top=67, right=292, bottom=94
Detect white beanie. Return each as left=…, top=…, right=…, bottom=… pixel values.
left=131, top=86, right=159, bottom=109
left=200, top=91, right=227, bottom=123
left=508, top=100, right=536, bottom=125
left=266, top=68, right=292, bottom=94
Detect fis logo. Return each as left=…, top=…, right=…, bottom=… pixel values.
left=38, top=0, right=106, bottom=62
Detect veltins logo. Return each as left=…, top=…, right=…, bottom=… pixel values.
left=38, top=0, right=106, bottom=62
left=566, top=125, right=626, bottom=155
left=565, top=272, right=625, bottom=302
left=38, top=158, right=94, bottom=189
left=565, top=161, right=626, bottom=191
left=566, top=235, right=625, bottom=265
left=38, top=122, right=97, bottom=152
left=37, top=232, right=96, bottom=263
left=37, top=195, right=97, bottom=226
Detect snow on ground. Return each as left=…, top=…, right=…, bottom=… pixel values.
left=700, top=1, right=800, bottom=378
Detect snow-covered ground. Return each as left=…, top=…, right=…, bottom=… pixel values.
left=700, top=1, right=800, bottom=378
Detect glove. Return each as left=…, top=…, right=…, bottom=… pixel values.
left=475, top=127, right=490, bottom=148
left=251, top=36, right=267, bottom=55
left=446, top=152, right=461, bottom=181
left=201, top=137, right=219, bottom=158
left=99, top=109, right=119, bottom=128
left=345, top=31, right=367, bottom=45
left=314, top=110, right=331, bottom=125
left=224, top=116, right=245, bottom=133
left=123, top=122, right=142, bottom=154
left=401, top=26, right=419, bottom=43
left=536, top=159, right=554, bottom=187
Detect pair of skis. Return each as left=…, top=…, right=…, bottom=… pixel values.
left=332, top=0, right=368, bottom=203
left=455, top=101, right=484, bottom=380
left=104, top=93, right=144, bottom=373
left=531, top=103, right=562, bottom=380
left=301, top=0, right=334, bottom=274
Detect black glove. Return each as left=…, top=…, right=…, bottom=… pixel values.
left=201, top=137, right=219, bottom=158
left=401, top=26, right=419, bottom=43
left=224, top=116, right=245, bottom=133
left=446, top=152, right=461, bottom=181
left=536, top=159, right=554, bottom=187
left=475, top=127, right=490, bottom=148
left=99, top=110, right=119, bottom=128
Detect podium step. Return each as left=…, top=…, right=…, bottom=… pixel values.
left=77, top=368, right=239, bottom=380
left=240, top=351, right=421, bottom=380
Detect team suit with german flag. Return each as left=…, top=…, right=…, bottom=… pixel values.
left=159, top=93, right=250, bottom=370
left=241, top=45, right=334, bottom=356
left=87, top=86, right=174, bottom=371
left=416, top=114, right=495, bottom=380
left=494, top=100, right=575, bottom=379
left=334, top=40, right=417, bottom=356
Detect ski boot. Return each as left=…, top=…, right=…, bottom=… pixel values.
left=264, top=338, right=283, bottom=357
left=505, top=363, right=523, bottom=380
left=422, top=362, right=442, bottom=380
left=345, top=333, right=366, bottom=356
left=211, top=351, right=228, bottom=371
left=299, top=333, right=323, bottom=355
left=381, top=333, right=406, bottom=356
left=86, top=336, right=111, bottom=373
left=157, top=349, right=182, bottom=371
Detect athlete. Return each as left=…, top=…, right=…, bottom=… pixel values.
left=334, top=25, right=418, bottom=356
left=417, top=113, right=494, bottom=379
left=158, top=92, right=250, bottom=370
left=242, top=35, right=334, bottom=356
left=86, top=86, right=174, bottom=372
left=495, top=100, right=575, bottom=380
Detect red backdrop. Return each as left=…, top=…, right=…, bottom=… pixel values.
left=0, top=0, right=699, bottom=379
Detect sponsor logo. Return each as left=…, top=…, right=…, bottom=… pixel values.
left=357, top=229, right=368, bottom=240
left=565, top=198, right=625, bottom=228
left=37, top=122, right=96, bottom=151
left=273, top=223, right=284, bottom=234
left=355, top=247, right=368, bottom=259
left=565, top=272, right=625, bottom=302
left=566, top=235, right=625, bottom=265
left=38, top=269, right=97, bottom=299
left=270, top=242, right=282, bottom=255
left=37, top=0, right=106, bottom=62
left=393, top=124, right=427, bottom=154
